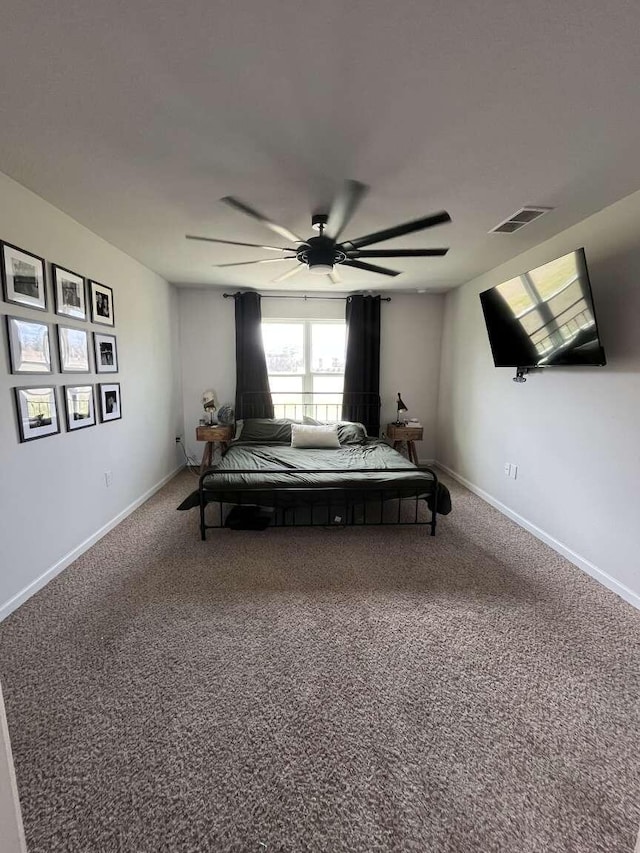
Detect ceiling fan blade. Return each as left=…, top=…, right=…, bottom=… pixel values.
left=348, top=248, right=449, bottom=258
left=186, top=235, right=293, bottom=252
left=342, top=260, right=400, bottom=277
left=344, top=211, right=451, bottom=250
left=329, top=268, right=341, bottom=284
left=216, top=257, right=297, bottom=268
left=272, top=263, right=306, bottom=283
left=325, top=180, right=369, bottom=241
left=221, top=196, right=305, bottom=244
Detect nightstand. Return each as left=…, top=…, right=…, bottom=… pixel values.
left=196, top=424, right=234, bottom=472
left=386, top=423, right=423, bottom=465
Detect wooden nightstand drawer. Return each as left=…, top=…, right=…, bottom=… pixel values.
left=196, top=424, right=234, bottom=472
left=196, top=425, right=234, bottom=443
left=387, top=422, right=423, bottom=466
left=386, top=423, right=423, bottom=442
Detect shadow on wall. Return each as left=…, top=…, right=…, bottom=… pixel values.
left=586, top=244, right=640, bottom=372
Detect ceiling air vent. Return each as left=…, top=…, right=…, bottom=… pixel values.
left=490, top=206, right=553, bottom=234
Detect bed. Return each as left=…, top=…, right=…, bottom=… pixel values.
left=179, top=394, right=451, bottom=540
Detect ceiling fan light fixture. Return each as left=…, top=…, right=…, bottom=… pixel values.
left=309, top=263, right=334, bottom=275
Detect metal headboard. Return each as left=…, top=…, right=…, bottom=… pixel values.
left=239, top=391, right=380, bottom=425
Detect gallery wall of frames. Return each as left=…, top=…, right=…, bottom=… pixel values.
left=1, top=240, right=122, bottom=442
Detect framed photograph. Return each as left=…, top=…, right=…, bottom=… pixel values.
left=58, top=325, right=91, bottom=373
left=6, top=316, right=52, bottom=374
left=89, top=280, right=114, bottom=326
left=1, top=242, right=47, bottom=311
left=64, top=385, right=96, bottom=431
left=93, top=332, right=118, bottom=373
left=14, top=386, right=60, bottom=442
left=53, top=265, right=86, bottom=320
left=98, top=382, right=121, bottom=422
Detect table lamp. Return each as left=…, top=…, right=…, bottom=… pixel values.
left=202, top=389, right=217, bottom=425
left=395, top=393, right=408, bottom=425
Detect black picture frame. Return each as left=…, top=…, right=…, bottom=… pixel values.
left=53, top=264, right=87, bottom=321
left=58, top=325, right=91, bottom=373
left=93, top=332, right=118, bottom=373
left=6, top=315, right=53, bottom=374
left=63, top=384, right=97, bottom=431
left=1, top=242, right=47, bottom=311
left=14, top=386, right=61, bottom=442
left=89, top=280, right=115, bottom=326
left=98, top=382, right=122, bottom=422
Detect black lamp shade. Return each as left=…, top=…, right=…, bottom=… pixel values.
left=395, top=392, right=408, bottom=424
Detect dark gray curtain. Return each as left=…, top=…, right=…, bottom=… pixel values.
left=234, top=291, right=274, bottom=419
left=341, top=295, right=381, bottom=436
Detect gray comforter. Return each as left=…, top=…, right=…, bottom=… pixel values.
left=178, top=439, right=451, bottom=514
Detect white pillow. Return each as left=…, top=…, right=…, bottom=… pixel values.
left=291, top=423, right=341, bottom=449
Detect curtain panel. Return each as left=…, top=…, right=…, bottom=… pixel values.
left=234, top=291, right=274, bottom=420
left=341, top=294, right=381, bottom=436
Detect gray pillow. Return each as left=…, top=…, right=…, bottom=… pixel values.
left=236, top=418, right=297, bottom=443
left=302, top=416, right=367, bottom=445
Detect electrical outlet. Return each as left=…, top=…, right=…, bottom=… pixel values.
left=510, top=464, right=518, bottom=480
left=504, top=462, right=511, bottom=477
left=104, top=471, right=113, bottom=487
left=175, top=436, right=182, bottom=444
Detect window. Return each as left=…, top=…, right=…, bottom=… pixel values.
left=262, top=319, right=346, bottom=419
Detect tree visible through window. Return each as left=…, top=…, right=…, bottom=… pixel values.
left=262, top=320, right=346, bottom=419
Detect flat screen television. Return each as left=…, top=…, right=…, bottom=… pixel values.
left=479, top=248, right=606, bottom=369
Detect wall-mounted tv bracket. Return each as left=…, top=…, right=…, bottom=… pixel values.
left=513, top=367, right=530, bottom=383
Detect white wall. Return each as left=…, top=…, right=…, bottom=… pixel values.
left=0, top=172, right=183, bottom=618
left=178, top=291, right=444, bottom=462
left=379, top=294, right=444, bottom=458
left=437, top=188, right=640, bottom=606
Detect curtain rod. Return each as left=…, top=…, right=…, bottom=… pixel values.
left=223, top=293, right=391, bottom=302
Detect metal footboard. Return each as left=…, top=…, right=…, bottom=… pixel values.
left=198, top=466, right=439, bottom=540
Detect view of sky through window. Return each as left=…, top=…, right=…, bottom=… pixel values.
left=262, top=320, right=346, bottom=415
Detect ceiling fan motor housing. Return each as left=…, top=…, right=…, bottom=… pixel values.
left=297, top=235, right=346, bottom=274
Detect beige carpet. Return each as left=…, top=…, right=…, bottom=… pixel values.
left=0, top=469, right=638, bottom=853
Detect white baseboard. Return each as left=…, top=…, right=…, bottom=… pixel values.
left=435, top=461, right=640, bottom=611
left=0, top=464, right=185, bottom=623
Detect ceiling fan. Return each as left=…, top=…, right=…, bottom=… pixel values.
left=186, top=180, right=451, bottom=284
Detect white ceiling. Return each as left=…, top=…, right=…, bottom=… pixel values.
left=1, top=0, right=640, bottom=292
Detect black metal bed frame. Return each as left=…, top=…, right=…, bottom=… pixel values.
left=197, top=392, right=438, bottom=539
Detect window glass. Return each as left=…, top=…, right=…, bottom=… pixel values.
left=263, top=320, right=346, bottom=417
left=262, top=323, right=304, bottom=374
left=311, top=323, right=346, bottom=373
left=267, top=375, right=304, bottom=394
left=312, top=375, right=344, bottom=420
left=267, top=375, right=304, bottom=419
